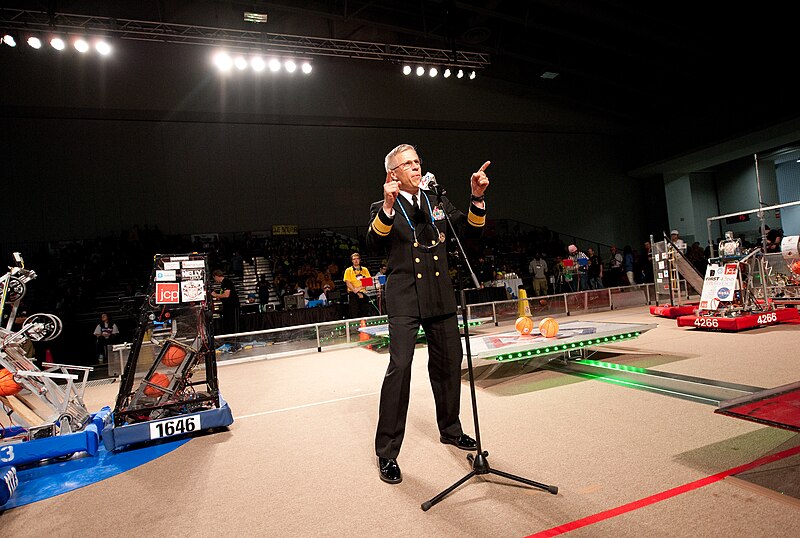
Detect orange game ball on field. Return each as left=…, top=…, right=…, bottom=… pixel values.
left=162, top=345, right=187, bottom=367
left=515, top=316, right=534, bottom=335
left=539, top=317, right=559, bottom=338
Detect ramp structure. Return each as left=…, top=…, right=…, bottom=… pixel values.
left=650, top=234, right=702, bottom=318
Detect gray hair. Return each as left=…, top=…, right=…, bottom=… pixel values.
left=384, top=143, right=416, bottom=173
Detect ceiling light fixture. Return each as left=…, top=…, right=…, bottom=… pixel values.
left=251, top=56, right=265, bottom=71
left=27, top=35, right=42, bottom=49
left=2, top=34, right=16, bottom=47
left=74, top=38, right=90, bottom=53
left=213, top=51, right=232, bottom=71
left=95, top=40, right=112, bottom=55
left=50, top=36, right=66, bottom=50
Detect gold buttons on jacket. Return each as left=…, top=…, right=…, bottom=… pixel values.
left=413, top=242, right=419, bottom=247
left=415, top=257, right=420, bottom=263
left=417, top=273, right=422, bottom=279
left=435, top=271, right=440, bottom=276
left=433, top=255, right=438, bottom=260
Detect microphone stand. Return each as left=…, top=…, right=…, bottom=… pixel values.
left=421, top=182, right=558, bottom=511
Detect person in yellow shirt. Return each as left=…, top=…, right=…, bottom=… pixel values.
left=343, top=252, right=372, bottom=318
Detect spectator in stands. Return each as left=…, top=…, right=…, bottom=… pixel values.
left=670, top=229, right=687, bottom=252
left=211, top=269, right=240, bottom=334
left=257, top=274, right=271, bottom=311
left=623, top=245, right=635, bottom=285
left=766, top=227, right=784, bottom=253
left=608, top=245, right=623, bottom=286
left=528, top=253, right=548, bottom=296
left=586, top=247, right=604, bottom=289
left=375, top=263, right=388, bottom=313
left=567, top=244, right=589, bottom=291
left=93, top=312, right=119, bottom=363
left=640, top=240, right=654, bottom=283
left=476, top=256, right=495, bottom=287
left=343, top=252, right=372, bottom=319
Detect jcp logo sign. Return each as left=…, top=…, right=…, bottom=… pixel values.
left=155, top=283, right=180, bottom=304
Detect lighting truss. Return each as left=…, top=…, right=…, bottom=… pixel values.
left=0, top=9, right=490, bottom=69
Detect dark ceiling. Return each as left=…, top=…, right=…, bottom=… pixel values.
left=6, top=1, right=799, bottom=157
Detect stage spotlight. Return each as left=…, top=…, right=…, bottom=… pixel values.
left=301, top=62, right=312, bottom=74
left=2, top=34, right=16, bottom=47
left=469, top=70, right=476, bottom=80
left=443, top=68, right=451, bottom=78
left=74, top=39, right=90, bottom=53
left=285, top=60, right=296, bottom=73
left=251, top=56, right=265, bottom=72
left=213, top=51, right=233, bottom=71
left=27, top=36, right=42, bottom=49
left=95, top=40, right=112, bottom=56
left=268, top=58, right=281, bottom=72
left=50, top=37, right=66, bottom=50
left=457, top=69, right=464, bottom=78
left=402, top=65, right=411, bottom=75
left=415, top=66, right=424, bottom=76
left=429, top=67, right=438, bottom=77
left=234, top=56, right=247, bottom=70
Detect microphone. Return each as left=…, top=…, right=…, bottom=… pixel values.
left=422, top=172, right=446, bottom=195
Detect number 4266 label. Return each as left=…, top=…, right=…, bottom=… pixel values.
left=149, top=415, right=201, bottom=440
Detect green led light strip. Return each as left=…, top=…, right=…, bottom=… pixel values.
left=493, top=332, right=641, bottom=362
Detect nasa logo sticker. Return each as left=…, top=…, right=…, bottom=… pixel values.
left=717, top=287, right=731, bottom=299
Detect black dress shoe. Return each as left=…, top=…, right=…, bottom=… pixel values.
left=440, top=433, right=477, bottom=451
left=378, top=457, right=402, bottom=484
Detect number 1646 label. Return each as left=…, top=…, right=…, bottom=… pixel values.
left=149, top=415, right=201, bottom=439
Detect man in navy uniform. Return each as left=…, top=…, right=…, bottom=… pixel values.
left=366, top=143, right=490, bottom=484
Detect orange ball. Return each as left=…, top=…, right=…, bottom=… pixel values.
left=162, top=345, right=187, bottom=367
left=0, top=368, right=23, bottom=397
left=790, top=260, right=800, bottom=275
left=539, top=317, right=559, bottom=338
left=515, top=316, right=534, bottom=335
left=144, top=372, right=170, bottom=397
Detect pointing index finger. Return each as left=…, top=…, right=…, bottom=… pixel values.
left=477, top=161, right=491, bottom=173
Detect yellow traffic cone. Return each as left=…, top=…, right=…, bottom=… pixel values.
left=518, top=286, right=532, bottom=317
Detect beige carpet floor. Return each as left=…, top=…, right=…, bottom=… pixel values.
left=2, top=306, right=799, bottom=537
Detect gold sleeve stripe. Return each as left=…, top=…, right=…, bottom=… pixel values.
left=468, top=210, right=486, bottom=227
left=371, top=214, right=392, bottom=236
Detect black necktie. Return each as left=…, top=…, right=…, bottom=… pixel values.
left=412, top=194, right=418, bottom=208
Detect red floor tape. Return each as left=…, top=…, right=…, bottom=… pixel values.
left=526, top=444, right=800, bottom=537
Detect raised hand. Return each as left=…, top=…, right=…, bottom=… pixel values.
left=471, top=161, right=490, bottom=197
left=384, top=170, right=400, bottom=212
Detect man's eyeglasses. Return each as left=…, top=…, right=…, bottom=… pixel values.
left=390, top=158, right=422, bottom=171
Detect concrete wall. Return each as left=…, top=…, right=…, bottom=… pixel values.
left=1, top=39, right=659, bottom=250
